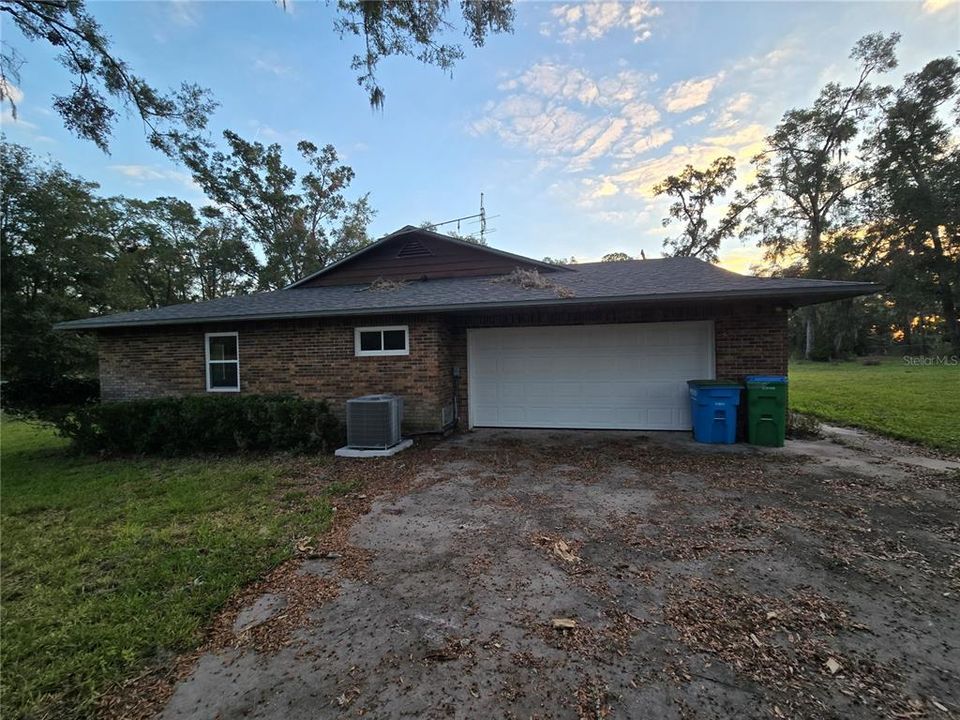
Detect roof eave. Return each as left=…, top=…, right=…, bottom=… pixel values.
left=54, top=283, right=880, bottom=331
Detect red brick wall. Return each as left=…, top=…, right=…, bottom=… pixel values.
left=98, top=315, right=454, bottom=433
left=96, top=302, right=787, bottom=433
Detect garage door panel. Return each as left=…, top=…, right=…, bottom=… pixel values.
left=469, top=321, right=714, bottom=431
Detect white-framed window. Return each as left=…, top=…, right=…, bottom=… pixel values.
left=205, top=332, right=240, bottom=392
left=354, top=325, right=409, bottom=357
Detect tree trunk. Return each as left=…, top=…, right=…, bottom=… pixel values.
left=939, top=288, right=960, bottom=356
left=928, top=230, right=960, bottom=356
left=804, top=311, right=815, bottom=360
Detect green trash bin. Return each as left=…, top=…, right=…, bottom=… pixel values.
left=744, top=375, right=788, bottom=447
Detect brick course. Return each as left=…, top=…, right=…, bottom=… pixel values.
left=97, top=302, right=787, bottom=433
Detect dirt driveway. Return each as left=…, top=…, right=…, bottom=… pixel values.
left=151, top=429, right=959, bottom=720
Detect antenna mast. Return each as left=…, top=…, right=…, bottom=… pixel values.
left=425, top=194, right=495, bottom=243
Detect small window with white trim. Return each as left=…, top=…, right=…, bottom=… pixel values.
left=205, top=332, right=240, bottom=391
left=354, top=325, right=409, bottom=357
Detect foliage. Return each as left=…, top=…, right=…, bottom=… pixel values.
left=744, top=33, right=900, bottom=267
left=0, top=142, right=264, bottom=391
left=601, top=252, right=633, bottom=262
left=789, top=358, right=960, bottom=453
left=1, top=0, right=514, bottom=153
left=542, top=255, right=577, bottom=265
left=649, top=32, right=955, bottom=360
left=654, top=156, right=761, bottom=262
left=863, top=56, right=960, bottom=353
left=104, top=197, right=260, bottom=309
left=0, top=142, right=112, bottom=384
left=0, top=0, right=215, bottom=154
left=57, top=395, right=344, bottom=455
left=0, top=418, right=341, bottom=720
left=181, top=131, right=374, bottom=289
left=334, top=0, right=514, bottom=108
left=1, top=376, right=99, bottom=420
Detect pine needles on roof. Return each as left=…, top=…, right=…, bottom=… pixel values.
left=367, top=277, right=408, bottom=292
left=492, top=267, right=576, bottom=299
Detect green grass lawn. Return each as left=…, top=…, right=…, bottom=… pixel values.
left=0, top=420, right=338, bottom=720
left=789, top=357, right=960, bottom=454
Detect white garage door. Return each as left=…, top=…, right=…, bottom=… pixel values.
left=468, top=321, right=714, bottom=430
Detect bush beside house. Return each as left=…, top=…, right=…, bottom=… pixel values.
left=57, top=395, right=343, bottom=455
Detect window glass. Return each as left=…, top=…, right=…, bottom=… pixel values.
left=209, top=362, right=238, bottom=389
left=208, top=335, right=237, bottom=361
left=383, top=329, right=407, bottom=351
left=359, top=331, right=382, bottom=352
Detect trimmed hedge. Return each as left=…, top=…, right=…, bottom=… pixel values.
left=56, top=395, right=344, bottom=455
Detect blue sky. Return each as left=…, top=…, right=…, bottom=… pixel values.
left=2, top=0, right=958, bottom=272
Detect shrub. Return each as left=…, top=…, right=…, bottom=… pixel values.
left=56, top=395, right=344, bottom=455
left=1, top=376, right=99, bottom=420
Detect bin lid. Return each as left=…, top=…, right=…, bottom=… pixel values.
left=687, top=379, right=743, bottom=388
left=744, top=375, right=788, bottom=384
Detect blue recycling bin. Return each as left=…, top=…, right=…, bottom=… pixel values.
left=687, top=380, right=743, bottom=444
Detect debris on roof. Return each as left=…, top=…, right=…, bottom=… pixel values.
left=366, top=277, right=408, bottom=292
left=492, top=267, right=577, bottom=299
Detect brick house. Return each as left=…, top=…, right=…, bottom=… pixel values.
left=57, top=226, right=876, bottom=434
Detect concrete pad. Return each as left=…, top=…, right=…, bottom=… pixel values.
left=334, top=438, right=413, bottom=458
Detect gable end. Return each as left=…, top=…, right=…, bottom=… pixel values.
left=290, top=227, right=567, bottom=288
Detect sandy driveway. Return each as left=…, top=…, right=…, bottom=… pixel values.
left=151, top=429, right=959, bottom=720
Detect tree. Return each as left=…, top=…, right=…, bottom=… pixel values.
left=865, top=56, right=960, bottom=353
left=104, top=197, right=258, bottom=309
left=0, top=142, right=113, bottom=383
left=542, top=256, right=576, bottom=265
left=0, top=1, right=515, bottom=154
left=0, top=0, right=216, bottom=154
left=748, top=33, right=900, bottom=265
left=182, top=131, right=374, bottom=289
left=744, top=32, right=900, bottom=357
left=192, top=209, right=260, bottom=301
left=601, top=252, right=633, bottom=262
left=334, top=0, right=514, bottom=108
left=654, top=156, right=760, bottom=263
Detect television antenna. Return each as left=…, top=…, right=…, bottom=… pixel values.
left=424, top=194, right=497, bottom=243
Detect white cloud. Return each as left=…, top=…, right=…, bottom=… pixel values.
left=542, top=1, right=662, bottom=44
left=582, top=122, right=768, bottom=201
left=685, top=113, right=707, bottom=126
left=471, top=63, right=665, bottom=172
left=110, top=165, right=201, bottom=193
left=168, top=0, right=201, bottom=27
left=0, top=78, right=24, bottom=105
left=662, top=73, right=724, bottom=113
left=501, top=63, right=601, bottom=105
left=254, top=57, right=293, bottom=77
left=619, top=127, right=673, bottom=157
left=922, top=0, right=957, bottom=12
left=1, top=107, right=37, bottom=129
left=713, top=91, right=754, bottom=129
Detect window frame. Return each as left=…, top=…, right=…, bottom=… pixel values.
left=205, top=331, right=241, bottom=392
left=354, top=325, right=410, bottom=357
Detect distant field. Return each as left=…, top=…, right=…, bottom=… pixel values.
left=789, top=357, right=960, bottom=454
